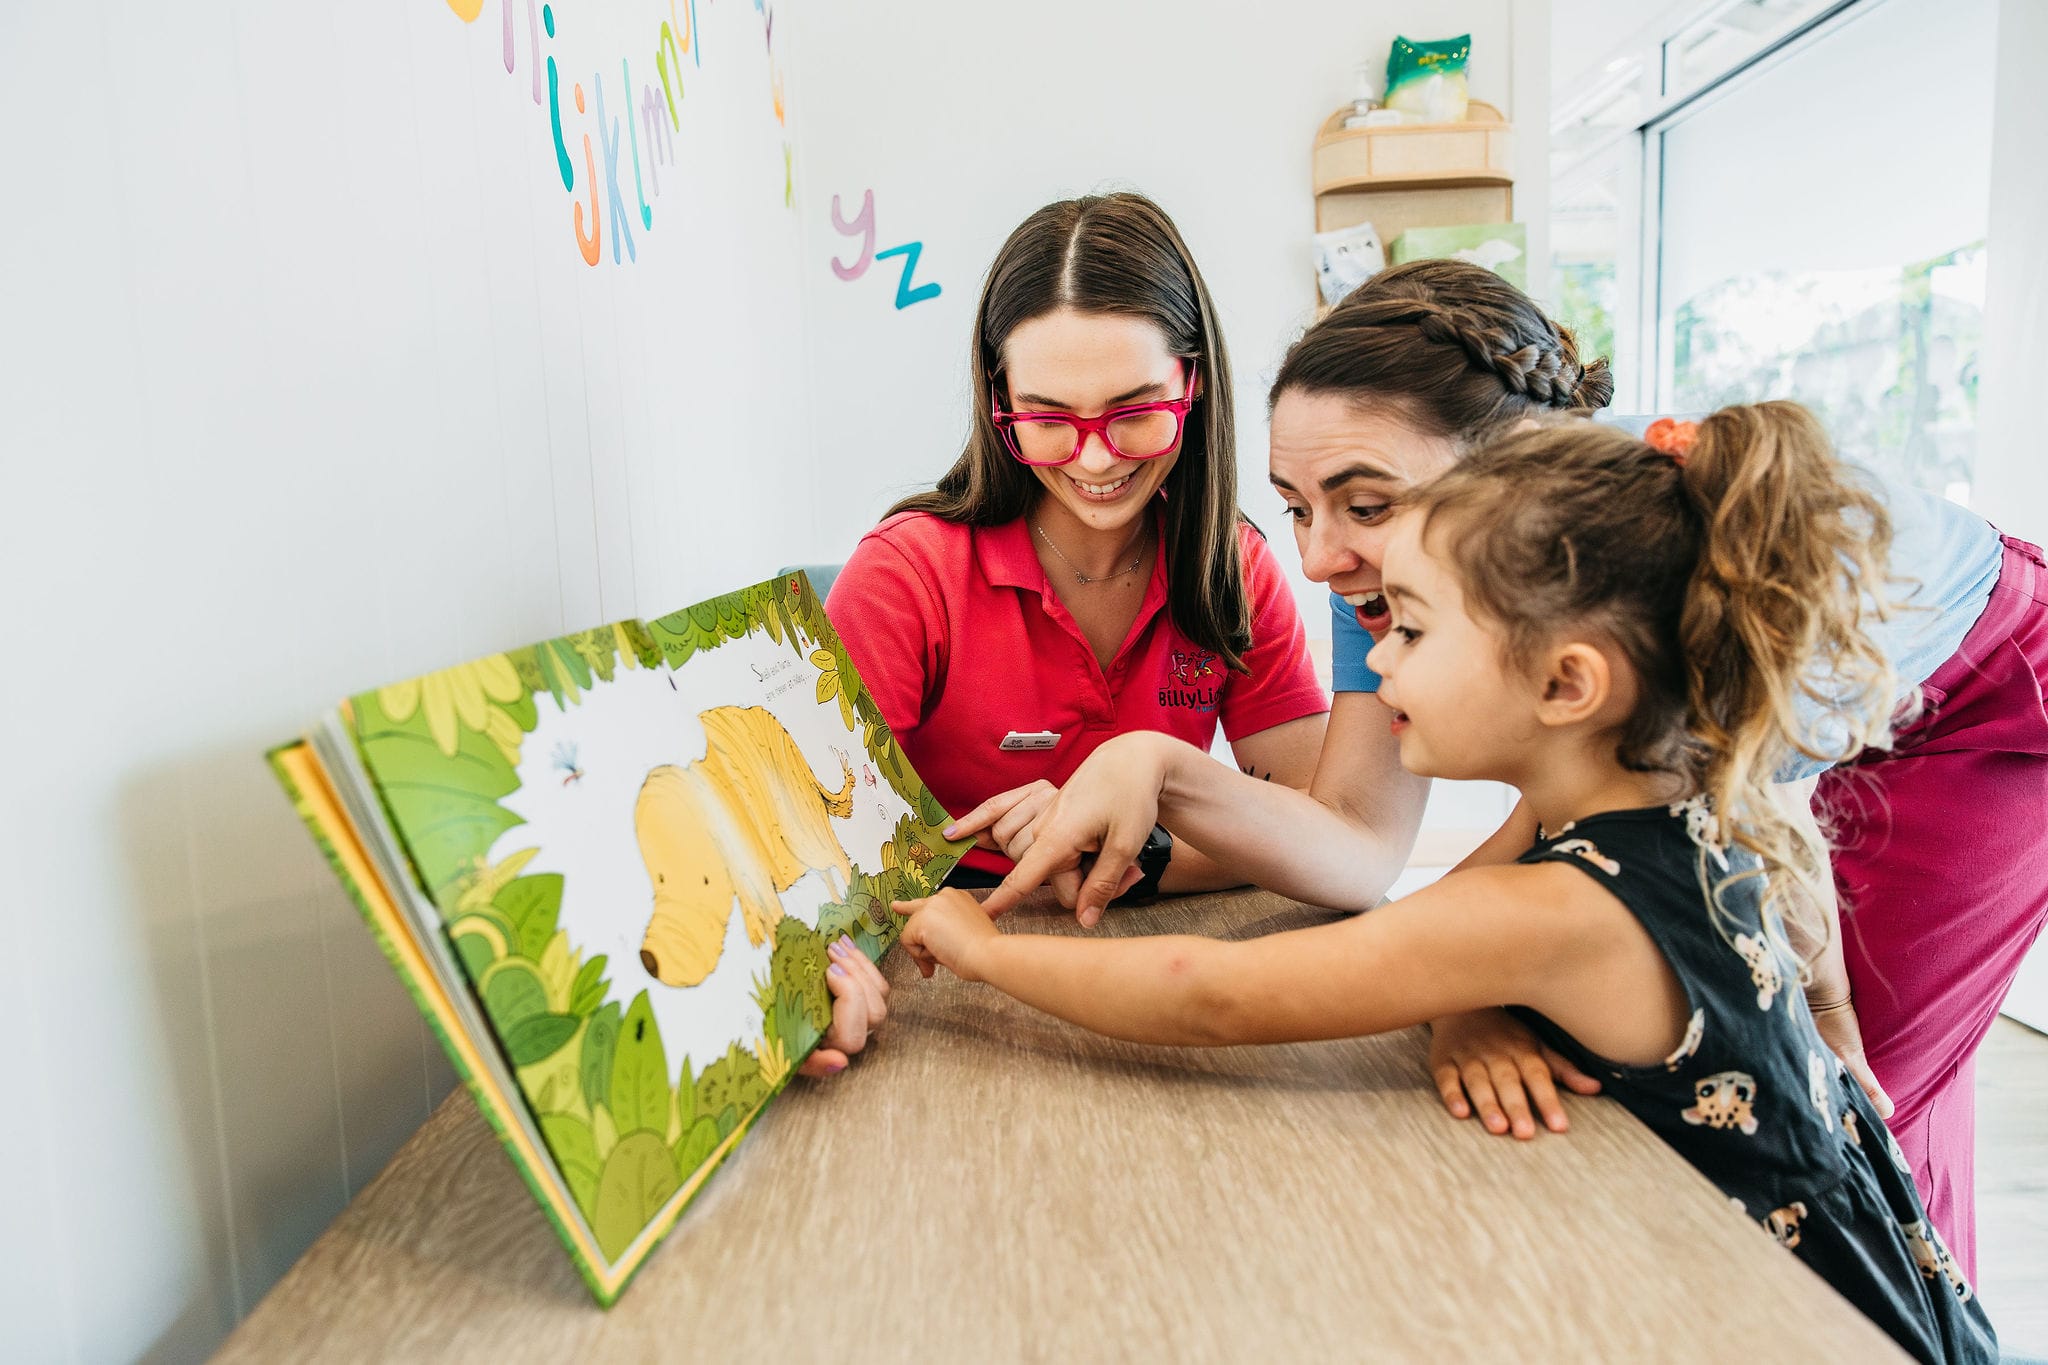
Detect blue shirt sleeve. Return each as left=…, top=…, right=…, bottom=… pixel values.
left=1773, top=468, right=1999, bottom=781
left=1329, top=590, right=1383, bottom=693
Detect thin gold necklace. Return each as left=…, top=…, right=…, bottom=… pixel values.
left=1034, top=520, right=1150, bottom=585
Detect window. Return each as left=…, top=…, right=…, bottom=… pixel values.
left=1552, top=152, right=1623, bottom=397
left=1650, top=0, right=1996, bottom=498
left=1660, top=0, right=1843, bottom=97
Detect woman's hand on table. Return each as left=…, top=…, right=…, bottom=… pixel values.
left=981, top=734, right=1169, bottom=926
left=1427, top=1008, right=1604, bottom=1139
left=945, top=780, right=1061, bottom=862
left=944, top=779, right=1135, bottom=914
left=795, top=935, right=892, bottom=1078
left=898, top=889, right=1001, bottom=981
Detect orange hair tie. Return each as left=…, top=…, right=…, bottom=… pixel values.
left=1643, top=417, right=1699, bottom=465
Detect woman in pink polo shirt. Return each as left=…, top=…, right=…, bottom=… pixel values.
left=826, top=192, right=1357, bottom=899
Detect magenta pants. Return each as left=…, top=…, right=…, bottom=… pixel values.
left=1816, top=533, right=2048, bottom=1283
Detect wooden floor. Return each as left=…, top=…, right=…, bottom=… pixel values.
left=1979, top=1015, right=2048, bottom=1357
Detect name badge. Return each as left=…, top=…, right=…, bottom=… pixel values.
left=999, top=730, right=1060, bottom=751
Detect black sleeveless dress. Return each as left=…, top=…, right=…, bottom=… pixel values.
left=1509, top=802, right=1997, bottom=1364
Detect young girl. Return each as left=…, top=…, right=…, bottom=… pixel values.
left=898, top=407, right=1997, bottom=1363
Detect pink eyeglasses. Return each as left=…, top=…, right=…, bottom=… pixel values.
left=991, top=359, right=1200, bottom=467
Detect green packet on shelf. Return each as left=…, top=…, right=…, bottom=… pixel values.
left=1385, top=33, right=1471, bottom=124
left=1389, top=223, right=1526, bottom=290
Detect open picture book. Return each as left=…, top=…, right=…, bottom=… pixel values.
left=269, top=572, right=969, bottom=1305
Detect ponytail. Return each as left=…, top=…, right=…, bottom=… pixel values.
left=1673, top=402, right=1898, bottom=942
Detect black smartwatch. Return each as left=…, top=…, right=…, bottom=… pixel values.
left=1110, top=823, right=1173, bottom=907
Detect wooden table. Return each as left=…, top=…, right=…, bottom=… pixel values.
left=219, top=890, right=1904, bottom=1362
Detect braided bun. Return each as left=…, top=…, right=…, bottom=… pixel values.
left=1272, top=259, right=1616, bottom=444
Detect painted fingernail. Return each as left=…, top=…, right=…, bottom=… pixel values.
left=827, top=1061, right=846, bottom=1072
left=827, top=939, right=844, bottom=956
left=838, top=935, right=854, bottom=950
left=829, top=963, right=847, bottom=977
left=942, top=825, right=958, bottom=838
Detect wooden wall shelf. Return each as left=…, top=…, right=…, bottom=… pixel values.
left=1311, top=98, right=1515, bottom=248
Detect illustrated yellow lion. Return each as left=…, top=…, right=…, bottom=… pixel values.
left=636, top=706, right=855, bottom=987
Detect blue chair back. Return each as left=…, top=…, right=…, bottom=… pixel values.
left=777, top=563, right=844, bottom=601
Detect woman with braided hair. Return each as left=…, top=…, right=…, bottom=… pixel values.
left=970, top=259, right=2046, bottom=1286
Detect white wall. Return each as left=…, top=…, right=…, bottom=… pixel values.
left=783, top=0, right=1551, bottom=845
left=785, top=0, right=1551, bottom=610
left=0, top=1, right=801, bottom=1358
left=1550, top=0, right=1687, bottom=94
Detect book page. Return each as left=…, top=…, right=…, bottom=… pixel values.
left=341, top=573, right=967, bottom=1277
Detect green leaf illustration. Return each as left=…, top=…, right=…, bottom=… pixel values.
left=352, top=691, right=524, bottom=902
left=541, top=1112, right=603, bottom=1218
left=570, top=628, right=618, bottom=683
left=506, top=1011, right=580, bottom=1065
left=508, top=645, right=547, bottom=697
left=610, top=992, right=671, bottom=1136
left=672, top=1115, right=721, bottom=1180
left=453, top=931, right=495, bottom=979
left=775, top=989, right=819, bottom=1059
left=383, top=787, right=525, bottom=904
left=814, top=898, right=858, bottom=945
left=612, top=620, right=657, bottom=669
left=695, top=1041, right=767, bottom=1138
left=918, top=786, right=949, bottom=829
left=495, top=873, right=564, bottom=961
left=569, top=954, right=609, bottom=1018
left=481, top=958, right=549, bottom=1033
left=711, top=591, right=749, bottom=636
left=534, top=638, right=593, bottom=709
left=501, top=689, right=538, bottom=734
left=674, top=1054, right=698, bottom=1132
left=580, top=1002, right=621, bottom=1113
left=592, top=1131, right=681, bottom=1261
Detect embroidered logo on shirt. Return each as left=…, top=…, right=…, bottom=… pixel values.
left=1159, top=649, right=1221, bottom=711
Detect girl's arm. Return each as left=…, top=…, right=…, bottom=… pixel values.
left=1158, top=711, right=1330, bottom=895
left=911, top=861, right=1682, bottom=1059
left=1160, top=697, right=1427, bottom=911
left=986, top=705, right=1428, bottom=922
left=1422, top=797, right=1606, bottom=1137
left=942, top=714, right=1334, bottom=904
